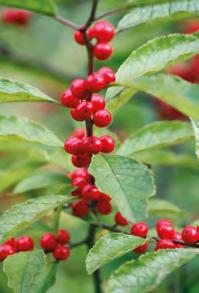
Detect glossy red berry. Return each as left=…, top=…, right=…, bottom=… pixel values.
left=61, top=89, right=79, bottom=108
left=86, top=74, right=105, bottom=93
left=71, top=154, right=91, bottom=168
left=71, top=78, right=87, bottom=98
left=93, top=110, right=112, bottom=127
left=182, top=226, right=198, bottom=244
left=173, top=232, right=184, bottom=248
left=156, top=219, right=175, bottom=239
left=70, top=168, right=89, bottom=180
left=2, top=9, right=31, bottom=26
left=64, top=137, right=76, bottom=153
left=99, top=192, right=112, bottom=201
left=3, top=237, right=16, bottom=249
left=96, top=200, right=112, bottom=215
left=91, top=95, right=105, bottom=112
left=74, top=28, right=93, bottom=45
left=98, top=67, right=116, bottom=84
left=72, top=176, right=87, bottom=189
left=16, top=236, right=34, bottom=252
left=92, top=21, right=115, bottom=42
left=53, top=246, right=70, bottom=261
left=40, top=233, right=57, bottom=252
left=57, top=229, right=70, bottom=244
left=71, top=101, right=93, bottom=121
left=82, top=184, right=101, bottom=200
left=134, top=242, right=148, bottom=254
left=0, top=245, right=15, bottom=261
left=114, top=212, right=128, bottom=226
left=131, top=222, right=148, bottom=238
left=83, top=136, right=102, bottom=154
left=71, top=200, right=89, bottom=217
left=100, top=135, right=115, bottom=153
left=94, top=43, right=113, bottom=60
left=72, top=128, right=86, bottom=139
left=67, top=138, right=86, bottom=155
left=155, top=239, right=175, bottom=251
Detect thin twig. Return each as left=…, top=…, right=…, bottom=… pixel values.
left=95, top=7, right=129, bottom=21
left=54, top=15, right=79, bottom=30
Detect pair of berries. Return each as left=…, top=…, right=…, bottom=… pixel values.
left=2, top=9, right=31, bottom=26
left=70, top=168, right=112, bottom=217
left=40, top=229, right=70, bottom=261
left=74, top=20, right=115, bottom=60
left=0, top=235, right=34, bottom=261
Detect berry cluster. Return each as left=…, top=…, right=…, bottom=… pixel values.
left=1, top=8, right=31, bottom=26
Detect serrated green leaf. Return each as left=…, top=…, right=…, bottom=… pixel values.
left=86, top=233, right=146, bottom=275
left=0, top=78, right=57, bottom=103
left=0, top=195, right=70, bottom=243
left=148, top=199, right=185, bottom=216
left=90, top=155, right=155, bottom=222
left=106, top=249, right=199, bottom=293
left=0, top=0, right=57, bottom=16
left=118, top=121, right=194, bottom=156
left=0, top=114, right=63, bottom=147
left=118, top=0, right=199, bottom=32
left=3, top=250, right=47, bottom=293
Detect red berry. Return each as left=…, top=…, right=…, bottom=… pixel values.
left=99, top=193, right=112, bottom=201
left=71, top=101, right=93, bottom=121
left=96, top=200, right=112, bottom=215
left=71, top=200, right=89, bottom=217
left=3, top=237, right=16, bottom=249
left=71, top=154, right=91, bottom=168
left=64, top=137, right=76, bottom=153
left=134, top=242, right=148, bottom=254
left=182, top=226, right=198, bottom=244
left=98, top=67, right=116, bottom=84
left=131, top=222, right=148, bottom=238
left=92, top=21, right=115, bottom=42
left=94, top=43, right=113, bottom=60
left=2, top=9, right=31, bottom=26
left=53, top=246, right=70, bottom=261
left=0, top=245, right=15, bottom=261
left=155, top=239, right=175, bottom=251
left=100, top=135, right=115, bottom=153
left=72, top=176, right=87, bottom=189
left=70, top=168, right=89, bottom=180
left=93, top=110, right=112, bottom=127
left=86, top=74, right=106, bottom=93
left=40, top=233, right=57, bottom=252
left=72, top=128, right=86, bottom=139
left=173, top=232, right=184, bottom=248
left=67, top=138, right=86, bottom=155
left=71, top=78, right=87, bottom=98
left=57, top=229, right=70, bottom=244
left=71, top=188, right=82, bottom=197
left=156, top=219, right=175, bottom=239
left=83, top=136, right=102, bottom=154
left=60, top=89, right=79, bottom=108
left=16, top=236, right=34, bottom=252
left=74, top=29, right=93, bottom=45
left=114, top=212, right=128, bottom=226
left=82, top=184, right=101, bottom=200
left=91, top=95, right=105, bottom=112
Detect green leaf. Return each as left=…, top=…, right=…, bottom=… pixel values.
left=106, top=249, right=199, bottom=293
left=0, top=78, right=57, bottom=104
left=90, top=155, right=155, bottom=222
left=0, top=114, right=63, bottom=147
left=0, top=195, right=70, bottom=243
left=118, top=121, right=194, bottom=156
left=148, top=199, right=185, bottom=216
left=0, top=0, right=57, bottom=16
left=14, top=170, right=70, bottom=194
left=191, top=118, right=199, bottom=158
left=86, top=233, right=146, bottom=275
left=118, top=0, right=199, bottom=32
left=3, top=250, right=47, bottom=293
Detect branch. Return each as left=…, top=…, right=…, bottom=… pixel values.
left=95, top=7, right=129, bottom=21
left=54, top=15, right=79, bottom=30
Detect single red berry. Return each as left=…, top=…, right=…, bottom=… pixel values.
left=114, top=212, right=128, bottom=226
left=71, top=101, right=93, bottom=121
left=72, top=176, right=87, bottom=189
left=0, top=245, right=15, bottom=261
left=82, top=184, right=101, bottom=200
left=2, top=9, right=31, bottom=26
left=96, top=200, right=112, bottom=215
left=67, top=137, right=86, bottom=155
left=131, top=222, right=148, bottom=238
left=83, top=136, right=102, bottom=154
left=71, top=200, right=89, bottom=217
left=100, top=135, right=115, bottom=153
left=16, top=236, right=34, bottom=252
left=53, top=246, right=70, bottom=261
left=71, top=154, right=91, bottom=168
left=94, top=43, right=113, bottom=60
left=74, top=28, right=93, bottom=45
left=173, top=231, right=184, bottom=248
left=92, top=21, right=115, bottom=42
left=182, top=226, right=198, bottom=244
left=134, top=242, right=148, bottom=254
left=64, top=136, right=76, bottom=153
left=3, top=237, right=16, bottom=249
left=86, top=74, right=106, bottom=93
left=72, top=128, right=86, bottom=139
left=91, top=95, right=105, bottom=112
left=155, top=239, right=175, bottom=251
left=71, top=78, right=87, bottom=98
left=93, top=110, right=112, bottom=127
left=156, top=219, right=175, bottom=239
left=40, top=233, right=57, bottom=252
left=98, top=67, right=116, bottom=84
left=60, top=89, right=79, bottom=108
left=99, top=192, right=112, bottom=201
left=70, top=168, right=89, bottom=180
left=57, top=229, right=70, bottom=244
